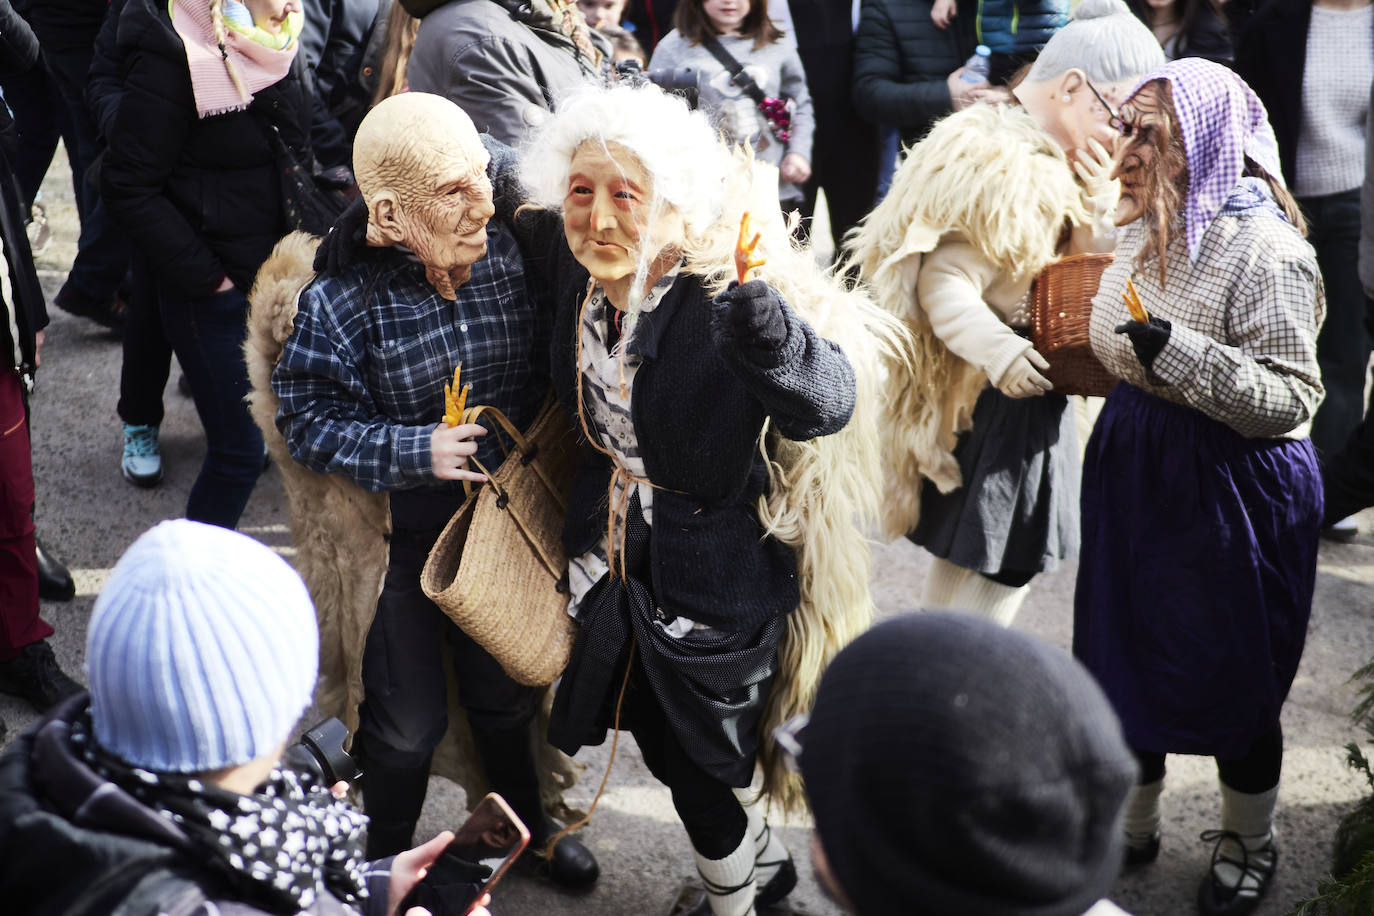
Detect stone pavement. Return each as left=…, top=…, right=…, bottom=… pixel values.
left=8, top=163, right=1374, bottom=916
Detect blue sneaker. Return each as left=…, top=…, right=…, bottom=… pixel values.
left=121, top=423, right=163, bottom=488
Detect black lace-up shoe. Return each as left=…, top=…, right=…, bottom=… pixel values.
left=0, top=640, right=84, bottom=712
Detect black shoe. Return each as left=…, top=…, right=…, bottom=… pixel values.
left=0, top=640, right=84, bottom=712
left=1195, top=829, right=1276, bottom=916
left=36, top=539, right=75, bottom=602
left=757, top=854, right=797, bottom=905
left=522, top=831, right=600, bottom=891
left=1124, top=832, right=1161, bottom=866
left=54, top=280, right=128, bottom=333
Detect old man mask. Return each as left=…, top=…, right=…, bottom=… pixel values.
left=353, top=93, right=495, bottom=300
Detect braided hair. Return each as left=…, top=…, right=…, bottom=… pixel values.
left=208, top=0, right=250, bottom=103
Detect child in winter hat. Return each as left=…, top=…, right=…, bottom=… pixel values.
left=796, top=612, right=1138, bottom=916
left=85, top=519, right=319, bottom=772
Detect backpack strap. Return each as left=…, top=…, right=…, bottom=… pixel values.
left=700, top=36, right=767, bottom=106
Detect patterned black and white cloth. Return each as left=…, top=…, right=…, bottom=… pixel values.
left=70, top=712, right=370, bottom=913
left=569, top=265, right=708, bottom=638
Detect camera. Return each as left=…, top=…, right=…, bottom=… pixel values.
left=282, top=717, right=363, bottom=786
left=613, top=59, right=702, bottom=109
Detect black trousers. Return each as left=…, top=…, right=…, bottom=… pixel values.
left=1133, top=724, right=1284, bottom=795
left=355, top=527, right=539, bottom=771
left=621, top=657, right=749, bottom=860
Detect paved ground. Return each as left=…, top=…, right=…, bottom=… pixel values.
left=8, top=159, right=1374, bottom=916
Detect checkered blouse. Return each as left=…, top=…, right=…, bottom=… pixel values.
left=1089, top=182, right=1326, bottom=440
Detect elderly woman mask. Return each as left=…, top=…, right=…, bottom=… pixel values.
left=353, top=93, right=496, bottom=300
left=562, top=141, right=686, bottom=311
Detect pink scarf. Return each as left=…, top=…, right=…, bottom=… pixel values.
left=170, top=0, right=299, bottom=118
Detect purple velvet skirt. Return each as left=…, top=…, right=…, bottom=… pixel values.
left=1073, top=384, right=1322, bottom=757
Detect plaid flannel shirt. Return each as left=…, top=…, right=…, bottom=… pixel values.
left=273, top=224, right=549, bottom=493
left=1090, top=183, right=1325, bottom=440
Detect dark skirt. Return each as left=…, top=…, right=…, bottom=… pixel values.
left=912, top=385, right=1080, bottom=574
left=1073, top=384, right=1322, bottom=757
left=548, top=500, right=784, bottom=787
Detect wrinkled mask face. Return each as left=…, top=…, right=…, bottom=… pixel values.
left=1111, top=81, right=1186, bottom=228
left=1057, top=75, right=1137, bottom=158
left=398, top=137, right=495, bottom=293
left=563, top=141, right=685, bottom=303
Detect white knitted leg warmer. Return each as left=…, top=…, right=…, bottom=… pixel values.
left=921, top=557, right=974, bottom=610
left=733, top=789, right=791, bottom=894
left=694, top=831, right=757, bottom=916
left=952, top=573, right=1031, bottom=627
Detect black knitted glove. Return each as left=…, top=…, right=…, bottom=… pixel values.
left=1114, top=316, right=1172, bottom=372
left=311, top=196, right=370, bottom=276
left=713, top=279, right=788, bottom=352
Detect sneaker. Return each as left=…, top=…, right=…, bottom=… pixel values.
left=1196, top=829, right=1277, bottom=916
left=26, top=203, right=50, bottom=258
left=0, top=640, right=84, bottom=713
left=121, top=423, right=163, bottom=488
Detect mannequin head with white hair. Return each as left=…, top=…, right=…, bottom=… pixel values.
left=1012, top=0, right=1165, bottom=156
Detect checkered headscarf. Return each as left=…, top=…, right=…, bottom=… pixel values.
left=1132, top=58, right=1284, bottom=261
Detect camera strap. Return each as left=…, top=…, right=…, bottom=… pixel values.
left=700, top=37, right=792, bottom=143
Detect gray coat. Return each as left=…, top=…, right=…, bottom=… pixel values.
left=405, top=0, right=604, bottom=145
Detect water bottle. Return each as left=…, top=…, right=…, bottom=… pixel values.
left=961, top=45, right=992, bottom=83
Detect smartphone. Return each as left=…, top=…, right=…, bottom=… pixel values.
left=448, top=792, right=530, bottom=914
left=399, top=792, right=531, bottom=916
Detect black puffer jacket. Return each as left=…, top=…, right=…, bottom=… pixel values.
left=852, top=0, right=977, bottom=146
left=100, top=0, right=313, bottom=298
left=0, top=0, right=46, bottom=377
left=0, top=697, right=380, bottom=916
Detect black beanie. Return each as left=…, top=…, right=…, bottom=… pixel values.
left=798, top=613, right=1137, bottom=916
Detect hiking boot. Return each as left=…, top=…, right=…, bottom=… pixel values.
left=0, top=640, right=84, bottom=713
left=121, top=423, right=164, bottom=488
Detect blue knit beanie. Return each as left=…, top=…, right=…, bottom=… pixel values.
left=86, top=520, right=319, bottom=772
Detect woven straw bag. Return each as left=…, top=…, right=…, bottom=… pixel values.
left=1028, top=252, right=1119, bottom=398
left=421, top=398, right=579, bottom=686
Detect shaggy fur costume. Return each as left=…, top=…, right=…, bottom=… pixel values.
left=678, top=170, right=913, bottom=813
left=244, top=232, right=582, bottom=819
left=844, top=103, right=1091, bottom=538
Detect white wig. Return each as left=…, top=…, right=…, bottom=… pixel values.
left=519, top=83, right=731, bottom=239
left=1025, top=0, right=1165, bottom=86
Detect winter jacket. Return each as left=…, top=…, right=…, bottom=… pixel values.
left=974, top=0, right=1068, bottom=56
left=852, top=0, right=976, bottom=145
left=1235, top=0, right=1374, bottom=190
left=14, top=0, right=107, bottom=52
left=1128, top=0, right=1232, bottom=63
left=0, top=0, right=47, bottom=377
left=300, top=0, right=385, bottom=168
left=0, top=697, right=386, bottom=916
left=403, top=0, right=605, bottom=145
left=99, top=0, right=314, bottom=298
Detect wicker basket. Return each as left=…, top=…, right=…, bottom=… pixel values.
left=421, top=398, right=579, bottom=687
left=1028, top=253, right=1119, bottom=398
